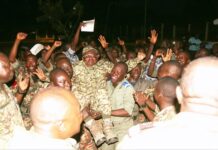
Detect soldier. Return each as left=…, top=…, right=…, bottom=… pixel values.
left=8, top=87, right=82, bottom=149
left=19, top=54, right=46, bottom=130
left=101, top=62, right=135, bottom=150
left=73, top=45, right=117, bottom=146
left=117, top=57, right=218, bottom=149
left=0, top=53, right=29, bottom=148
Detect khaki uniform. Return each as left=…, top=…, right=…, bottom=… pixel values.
left=0, top=84, right=24, bottom=148
left=153, top=106, right=176, bottom=122
left=73, top=60, right=113, bottom=115
left=101, top=79, right=135, bottom=150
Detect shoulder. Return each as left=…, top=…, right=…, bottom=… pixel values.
left=121, top=80, right=133, bottom=88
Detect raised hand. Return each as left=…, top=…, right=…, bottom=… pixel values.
left=149, top=29, right=158, bottom=45
left=33, top=68, right=46, bottom=81
left=17, top=73, right=30, bottom=94
left=98, top=35, right=109, bottom=49
left=118, top=38, right=125, bottom=46
left=53, top=41, right=62, bottom=48
left=155, top=49, right=164, bottom=57
left=44, top=45, right=51, bottom=51
left=161, top=48, right=173, bottom=62
left=16, top=32, right=28, bottom=41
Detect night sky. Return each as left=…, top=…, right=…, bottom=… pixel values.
left=0, top=0, right=218, bottom=40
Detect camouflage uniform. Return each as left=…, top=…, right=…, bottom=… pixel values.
left=20, top=81, right=48, bottom=130
left=0, top=84, right=24, bottom=148
left=73, top=59, right=113, bottom=115
left=12, top=61, right=47, bottom=130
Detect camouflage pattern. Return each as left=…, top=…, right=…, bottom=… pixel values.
left=79, top=126, right=97, bottom=150
left=126, top=58, right=141, bottom=72
left=15, top=64, right=48, bottom=130
left=0, top=84, right=24, bottom=147
left=73, top=59, right=113, bottom=115
left=20, top=82, right=48, bottom=130
left=153, top=106, right=176, bottom=122
left=82, top=45, right=98, bottom=55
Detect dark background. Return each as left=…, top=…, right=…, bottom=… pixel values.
left=0, top=0, right=218, bottom=41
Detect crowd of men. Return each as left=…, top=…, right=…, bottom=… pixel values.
left=1, top=22, right=218, bottom=150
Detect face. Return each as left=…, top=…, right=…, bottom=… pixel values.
left=177, top=52, right=189, bottom=67
left=0, top=54, right=14, bottom=83
left=83, top=51, right=99, bottom=67
left=52, top=73, right=72, bottom=91
left=130, top=64, right=142, bottom=81
left=127, top=52, right=136, bottom=60
left=110, top=64, right=126, bottom=85
left=26, top=56, right=37, bottom=73
left=56, top=60, right=73, bottom=78
left=111, top=49, right=119, bottom=58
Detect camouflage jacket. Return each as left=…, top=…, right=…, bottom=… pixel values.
left=0, top=84, right=24, bottom=146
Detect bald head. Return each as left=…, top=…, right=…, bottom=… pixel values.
left=179, top=57, right=218, bottom=103
left=158, top=60, right=182, bottom=80
left=30, top=87, right=82, bottom=139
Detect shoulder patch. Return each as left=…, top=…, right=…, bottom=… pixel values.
left=122, top=81, right=131, bottom=88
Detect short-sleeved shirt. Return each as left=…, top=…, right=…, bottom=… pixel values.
left=107, top=79, right=135, bottom=123
left=153, top=106, right=176, bottom=122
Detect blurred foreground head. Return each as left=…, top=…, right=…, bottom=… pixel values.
left=30, top=87, right=82, bottom=139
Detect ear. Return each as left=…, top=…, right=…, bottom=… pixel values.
left=176, top=86, right=183, bottom=104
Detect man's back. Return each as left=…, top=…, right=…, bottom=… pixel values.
left=117, top=112, right=218, bottom=149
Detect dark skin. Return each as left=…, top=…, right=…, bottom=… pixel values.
left=128, top=64, right=142, bottom=85
left=50, top=69, right=72, bottom=91
left=25, top=55, right=38, bottom=74
left=110, top=63, right=130, bottom=117
left=0, top=53, right=29, bottom=104
left=55, top=58, right=73, bottom=79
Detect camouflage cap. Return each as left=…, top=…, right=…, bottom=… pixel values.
left=126, top=58, right=141, bottom=72
left=82, top=45, right=98, bottom=55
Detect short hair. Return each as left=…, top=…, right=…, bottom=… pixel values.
left=49, top=68, right=68, bottom=81
left=116, top=62, right=128, bottom=74
left=158, top=60, right=182, bottom=80
left=156, top=77, right=179, bottom=101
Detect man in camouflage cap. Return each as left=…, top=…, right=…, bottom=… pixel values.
left=73, top=45, right=117, bottom=146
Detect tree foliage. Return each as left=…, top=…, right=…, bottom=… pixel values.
left=37, top=0, right=83, bottom=38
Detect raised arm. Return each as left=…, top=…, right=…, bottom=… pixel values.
left=98, top=35, right=117, bottom=64
left=71, top=22, right=85, bottom=50
left=9, top=32, right=28, bottom=63
left=144, top=30, right=158, bottom=63
left=42, top=41, right=62, bottom=64
left=118, top=38, right=127, bottom=55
